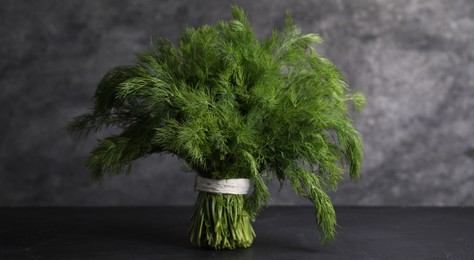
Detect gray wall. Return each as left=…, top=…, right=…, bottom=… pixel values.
left=1, top=0, right=473, bottom=207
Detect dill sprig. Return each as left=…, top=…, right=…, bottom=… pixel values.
left=67, top=6, right=365, bottom=245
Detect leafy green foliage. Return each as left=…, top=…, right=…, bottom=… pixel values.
left=67, top=6, right=365, bottom=244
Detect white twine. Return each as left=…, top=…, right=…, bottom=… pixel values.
left=195, top=175, right=251, bottom=195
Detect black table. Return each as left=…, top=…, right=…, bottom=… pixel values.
left=1, top=206, right=473, bottom=259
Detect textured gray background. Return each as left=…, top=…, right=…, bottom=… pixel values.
left=1, top=0, right=473, bottom=207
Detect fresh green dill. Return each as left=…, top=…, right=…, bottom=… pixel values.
left=67, top=5, right=365, bottom=248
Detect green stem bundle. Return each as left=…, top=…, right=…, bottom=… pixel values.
left=190, top=191, right=255, bottom=249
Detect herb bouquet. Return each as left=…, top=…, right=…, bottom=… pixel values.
left=67, top=6, right=364, bottom=250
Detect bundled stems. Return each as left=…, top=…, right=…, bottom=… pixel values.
left=190, top=191, right=255, bottom=249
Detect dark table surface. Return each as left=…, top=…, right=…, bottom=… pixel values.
left=0, top=206, right=473, bottom=260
